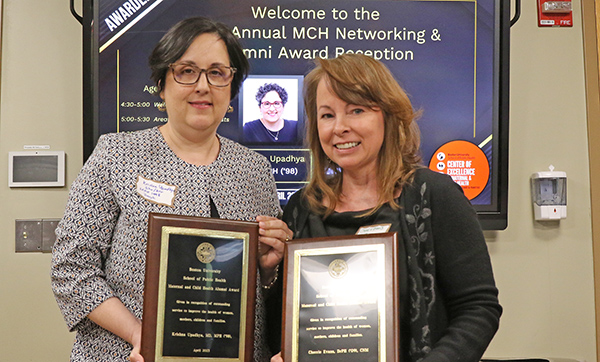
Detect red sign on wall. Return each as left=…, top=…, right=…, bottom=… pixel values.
left=537, top=0, right=573, bottom=27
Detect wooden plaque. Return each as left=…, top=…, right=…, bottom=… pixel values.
left=282, top=233, right=401, bottom=362
left=142, top=212, right=258, bottom=362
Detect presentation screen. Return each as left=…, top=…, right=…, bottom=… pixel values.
left=84, top=0, right=510, bottom=229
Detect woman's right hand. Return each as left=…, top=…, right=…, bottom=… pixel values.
left=271, top=351, right=283, bottom=362
left=87, top=297, right=145, bottom=361
left=128, top=324, right=144, bottom=362
left=129, top=348, right=144, bottom=362
left=129, top=350, right=144, bottom=362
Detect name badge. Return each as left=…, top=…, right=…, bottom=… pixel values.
left=136, top=176, right=177, bottom=207
left=356, top=223, right=392, bottom=235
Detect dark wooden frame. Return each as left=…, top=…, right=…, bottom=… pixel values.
left=142, top=212, right=258, bottom=362
left=282, top=232, right=401, bottom=362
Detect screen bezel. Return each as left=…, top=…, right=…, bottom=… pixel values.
left=81, top=0, right=510, bottom=230
left=8, top=151, right=66, bottom=188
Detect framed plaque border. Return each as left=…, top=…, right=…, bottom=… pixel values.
left=141, top=212, right=258, bottom=362
left=282, top=232, right=400, bottom=362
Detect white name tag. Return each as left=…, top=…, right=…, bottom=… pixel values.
left=136, top=176, right=176, bottom=207
left=356, top=223, right=392, bottom=235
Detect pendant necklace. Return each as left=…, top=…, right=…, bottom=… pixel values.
left=267, top=129, right=280, bottom=141
left=264, top=124, right=280, bottom=140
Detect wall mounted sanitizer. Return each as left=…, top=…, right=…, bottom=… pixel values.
left=530, top=165, right=567, bottom=220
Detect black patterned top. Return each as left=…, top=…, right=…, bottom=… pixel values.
left=51, top=127, right=280, bottom=361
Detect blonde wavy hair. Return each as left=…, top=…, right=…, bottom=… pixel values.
left=303, top=53, right=422, bottom=217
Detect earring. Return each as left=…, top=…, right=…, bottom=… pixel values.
left=227, top=105, right=234, bottom=113
left=157, top=102, right=166, bottom=112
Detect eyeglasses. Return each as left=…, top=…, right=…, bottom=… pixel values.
left=261, top=101, right=283, bottom=109
left=169, top=63, right=236, bottom=87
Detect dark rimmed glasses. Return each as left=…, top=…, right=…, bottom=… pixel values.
left=169, top=63, right=236, bottom=87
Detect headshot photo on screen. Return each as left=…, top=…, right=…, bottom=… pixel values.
left=241, top=76, right=302, bottom=145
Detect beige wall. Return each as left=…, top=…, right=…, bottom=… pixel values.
left=0, top=0, right=80, bottom=360
left=0, top=0, right=596, bottom=361
left=484, top=0, right=596, bottom=360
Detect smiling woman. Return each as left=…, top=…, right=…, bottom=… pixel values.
left=50, top=16, right=291, bottom=362
left=302, top=53, right=421, bottom=215
left=243, top=82, right=298, bottom=144
left=156, top=32, right=233, bottom=164
left=315, top=78, right=385, bottom=196
left=267, top=54, right=502, bottom=362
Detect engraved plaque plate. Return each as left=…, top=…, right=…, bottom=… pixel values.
left=142, top=212, right=258, bottom=362
left=282, top=233, right=400, bottom=362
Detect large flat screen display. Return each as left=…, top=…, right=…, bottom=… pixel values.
left=82, top=0, right=510, bottom=229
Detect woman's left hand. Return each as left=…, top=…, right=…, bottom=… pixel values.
left=256, top=215, right=292, bottom=283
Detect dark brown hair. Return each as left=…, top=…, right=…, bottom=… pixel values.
left=148, top=17, right=249, bottom=99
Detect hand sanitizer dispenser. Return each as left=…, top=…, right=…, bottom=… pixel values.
left=530, top=165, right=567, bottom=220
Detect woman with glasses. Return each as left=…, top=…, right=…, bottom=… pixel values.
left=243, top=83, right=298, bottom=144
left=51, top=17, right=290, bottom=362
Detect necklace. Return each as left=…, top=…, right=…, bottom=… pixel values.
left=262, top=121, right=281, bottom=141
left=266, top=128, right=280, bottom=141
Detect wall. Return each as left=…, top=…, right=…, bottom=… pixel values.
left=484, top=1, right=597, bottom=360
left=0, top=0, right=596, bottom=361
left=0, top=0, right=80, bottom=360
left=584, top=0, right=600, bottom=355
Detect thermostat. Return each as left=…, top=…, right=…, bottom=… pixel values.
left=8, top=151, right=65, bottom=187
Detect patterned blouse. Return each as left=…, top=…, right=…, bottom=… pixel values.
left=51, top=127, right=280, bottom=361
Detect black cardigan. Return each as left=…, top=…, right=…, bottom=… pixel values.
left=266, top=168, right=502, bottom=362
